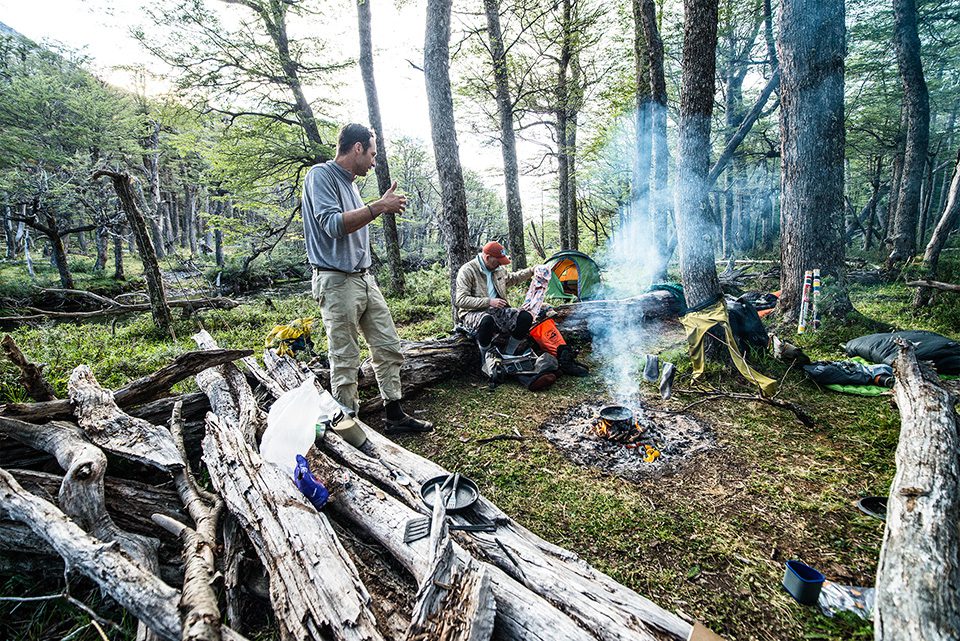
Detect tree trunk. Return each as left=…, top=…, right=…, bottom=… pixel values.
left=357, top=0, right=405, bottom=294
left=776, top=0, right=851, bottom=322
left=143, top=119, right=166, bottom=259
left=865, top=156, right=884, bottom=250
left=94, top=225, right=109, bottom=272
left=424, top=0, right=474, bottom=320
left=632, top=0, right=653, bottom=227
left=484, top=0, right=527, bottom=268
left=914, top=148, right=960, bottom=306
left=887, top=0, right=930, bottom=271
left=114, top=224, right=126, bottom=280
left=567, top=103, right=579, bottom=251
left=94, top=171, right=173, bottom=337
left=874, top=342, right=960, bottom=640
left=638, top=0, right=671, bottom=281
left=675, top=0, right=721, bottom=310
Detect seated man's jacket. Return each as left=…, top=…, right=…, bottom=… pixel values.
left=455, top=257, right=534, bottom=322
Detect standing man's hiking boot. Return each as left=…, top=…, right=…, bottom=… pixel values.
left=557, top=345, right=589, bottom=377
left=384, top=400, right=434, bottom=434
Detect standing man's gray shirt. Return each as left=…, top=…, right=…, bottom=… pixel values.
left=302, top=160, right=371, bottom=272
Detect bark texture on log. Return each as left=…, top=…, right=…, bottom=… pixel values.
left=875, top=343, right=960, bottom=640
left=193, top=331, right=260, bottom=445
left=0, top=417, right=163, bottom=568
left=156, top=400, right=226, bottom=641
left=69, top=365, right=183, bottom=472
left=0, top=468, right=182, bottom=641
left=202, top=413, right=385, bottom=641
left=405, top=493, right=495, bottom=641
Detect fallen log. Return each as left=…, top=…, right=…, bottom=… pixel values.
left=152, top=400, right=226, bottom=641
left=0, top=468, right=250, bottom=641
left=348, top=291, right=682, bottom=414
left=202, top=412, right=385, bottom=641
left=0, top=416, right=162, bottom=568
left=0, top=349, right=249, bottom=423
left=194, top=331, right=385, bottom=640
left=405, top=483, right=495, bottom=641
left=1, top=334, right=57, bottom=401
left=0, top=296, right=239, bottom=323
left=0, top=468, right=182, bottom=641
left=874, top=342, right=960, bottom=640
left=9, top=467, right=186, bottom=536
left=904, top=278, right=960, bottom=293
left=263, top=350, right=693, bottom=641
left=69, top=365, right=183, bottom=472
left=306, top=447, right=597, bottom=641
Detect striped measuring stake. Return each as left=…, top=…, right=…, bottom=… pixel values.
left=812, top=269, right=821, bottom=331
left=797, top=270, right=813, bottom=334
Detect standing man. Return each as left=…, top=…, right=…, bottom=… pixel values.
left=303, top=123, right=432, bottom=434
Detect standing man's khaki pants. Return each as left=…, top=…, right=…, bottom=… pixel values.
left=312, top=269, right=404, bottom=412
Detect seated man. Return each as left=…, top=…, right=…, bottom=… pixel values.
left=455, top=242, right=588, bottom=378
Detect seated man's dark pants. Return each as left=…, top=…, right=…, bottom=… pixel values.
left=476, top=310, right=533, bottom=349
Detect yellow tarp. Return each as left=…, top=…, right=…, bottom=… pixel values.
left=679, top=300, right=778, bottom=396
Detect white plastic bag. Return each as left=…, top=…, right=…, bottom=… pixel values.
left=260, top=374, right=322, bottom=474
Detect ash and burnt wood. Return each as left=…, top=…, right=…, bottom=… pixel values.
left=202, top=412, right=385, bottom=641
left=1, top=334, right=57, bottom=401
left=262, top=351, right=692, bottom=641
left=69, top=365, right=183, bottom=472
left=1, top=349, right=242, bottom=424
left=874, top=342, right=960, bottom=640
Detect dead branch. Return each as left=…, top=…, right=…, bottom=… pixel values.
left=905, top=279, right=960, bottom=293
left=152, top=400, right=225, bottom=641
left=1, top=349, right=247, bottom=424
left=0, top=296, right=239, bottom=323
left=680, top=390, right=816, bottom=429
left=1, top=334, right=57, bottom=401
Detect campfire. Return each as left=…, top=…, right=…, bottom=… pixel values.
left=541, top=399, right=711, bottom=481
left=594, top=405, right=662, bottom=462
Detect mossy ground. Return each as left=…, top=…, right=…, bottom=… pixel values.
left=2, top=257, right=959, bottom=640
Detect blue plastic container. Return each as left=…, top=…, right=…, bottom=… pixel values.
left=782, top=560, right=825, bottom=605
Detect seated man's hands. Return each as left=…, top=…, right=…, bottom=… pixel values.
left=489, top=298, right=509, bottom=309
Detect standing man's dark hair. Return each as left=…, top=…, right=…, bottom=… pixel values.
left=337, top=123, right=375, bottom=155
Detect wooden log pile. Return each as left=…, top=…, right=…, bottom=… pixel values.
left=0, top=324, right=709, bottom=640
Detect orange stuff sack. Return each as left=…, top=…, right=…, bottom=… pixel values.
left=529, top=318, right=566, bottom=356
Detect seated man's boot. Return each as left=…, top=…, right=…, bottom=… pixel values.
left=383, top=400, right=434, bottom=435
left=557, top=345, right=589, bottom=377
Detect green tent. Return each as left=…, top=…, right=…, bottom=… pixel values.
left=544, top=250, right=603, bottom=302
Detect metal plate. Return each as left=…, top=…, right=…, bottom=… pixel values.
left=420, top=474, right=479, bottom=514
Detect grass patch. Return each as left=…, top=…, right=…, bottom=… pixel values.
left=4, top=261, right=955, bottom=640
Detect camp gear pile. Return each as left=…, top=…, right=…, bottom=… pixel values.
left=845, top=330, right=960, bottom=374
